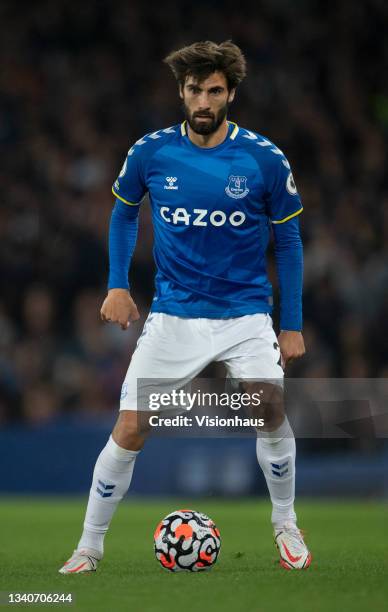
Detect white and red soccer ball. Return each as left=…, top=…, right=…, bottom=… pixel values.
left=154, top=509, right=221, bottom=572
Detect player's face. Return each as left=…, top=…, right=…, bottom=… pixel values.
left=180, top=72, right=235, bottom=135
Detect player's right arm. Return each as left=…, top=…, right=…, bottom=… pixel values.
left=100, top=196, right=140, bottom=329
left=100, top=140, right=147, bottom=330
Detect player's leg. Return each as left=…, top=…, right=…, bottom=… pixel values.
left=242, top=380, right=297, bottom=529
left=218, top=313, right=311, bottom=569
left=241, top=380, right=310, bottom=568
left=58, top=411, right=149, bottom=574
left=59, top=313, right=213, bottom=574
left=78, top=413, right=149, bottom=548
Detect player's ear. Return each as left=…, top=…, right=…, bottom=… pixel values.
left=179, top=83, right=184, bottom=100
left=228, top=88, right=236, bottom=103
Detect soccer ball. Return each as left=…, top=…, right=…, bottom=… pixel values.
left=153, top=509, right=221, bottom=572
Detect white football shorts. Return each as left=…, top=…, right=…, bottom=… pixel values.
left=120, top=312, right=284, bottom=411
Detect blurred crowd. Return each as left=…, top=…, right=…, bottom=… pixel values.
left=1, top=0, right=387, bottom=426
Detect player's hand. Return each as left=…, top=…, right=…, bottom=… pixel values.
left=100, top=289, right=140, bottom=330
left=278, top=330, right=305, bottom=368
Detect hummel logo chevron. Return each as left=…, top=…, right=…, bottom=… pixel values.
left=272, top=468, right=289, bottom=477
left=96, top=480, right=116, bottom=498
left=164, top=176, right=178, bottom=190
left=271, top=461, right=289, bottom=477
left=271, top=461, right=288, bottom=470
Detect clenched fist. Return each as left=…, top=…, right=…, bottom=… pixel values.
left=100, top=289, right=140, bottom=330
left=278, top=330, right=306, bottom=368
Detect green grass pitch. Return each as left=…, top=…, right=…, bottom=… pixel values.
left=0, top=498, right=387, bottom=612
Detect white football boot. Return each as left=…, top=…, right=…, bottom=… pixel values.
left=58, top=548, right=101, bottom=574
left=274, top=521, right=312, bottom=570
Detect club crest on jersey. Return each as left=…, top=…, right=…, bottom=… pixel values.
left=225, top=175, right=249, bottom=199
left=164, top=176, right=178, bottom=190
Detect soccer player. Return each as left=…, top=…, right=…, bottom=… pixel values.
left=59, top=41, right=311, bottom=573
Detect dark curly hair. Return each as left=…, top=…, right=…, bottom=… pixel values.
left=164, top=40, right=247, bottom=90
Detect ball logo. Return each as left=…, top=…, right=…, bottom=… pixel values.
left=225, top=175, right=249, bottom=199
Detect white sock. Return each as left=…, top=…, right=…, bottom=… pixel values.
left=256, top=417, right=297, bottom=529
left=77, top=435, right=139, bottom=557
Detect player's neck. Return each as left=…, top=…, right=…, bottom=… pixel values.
left=187, top=120, right=229, bottom=149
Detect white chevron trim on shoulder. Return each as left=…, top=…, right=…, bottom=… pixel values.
left=282, top=158, right=291, bottom=169
left=127, top=126, right=175, bottom=155
left=257, top=137, right=284, bottom=156
left=268, top=145, right=284, bottom=155
left=242, top=129, right=258, bottom=140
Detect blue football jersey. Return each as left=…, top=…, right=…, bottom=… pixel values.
left=112, top=121, right=303, bottom=318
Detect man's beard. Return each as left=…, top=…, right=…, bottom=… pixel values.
left=183, top=103, right=229, bottom=135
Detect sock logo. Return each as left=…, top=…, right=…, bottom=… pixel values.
left=96, top=480, right=116, bottom=498
left=271, top=461, right=289, bottom=477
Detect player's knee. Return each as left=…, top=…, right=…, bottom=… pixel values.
left=112, top=411, right=151, bottom=451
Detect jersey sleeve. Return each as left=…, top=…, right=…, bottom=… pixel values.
left=112, top=139, right=148, bottom=206
left=263, top=150, right=303, bottom=224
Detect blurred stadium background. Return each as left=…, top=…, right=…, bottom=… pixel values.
left=0, top=0, right=387, bottom=497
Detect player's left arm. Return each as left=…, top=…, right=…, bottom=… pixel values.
left=273, top=217, right=305, bottom=366
left=264, top=150, right=305, bottom=366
